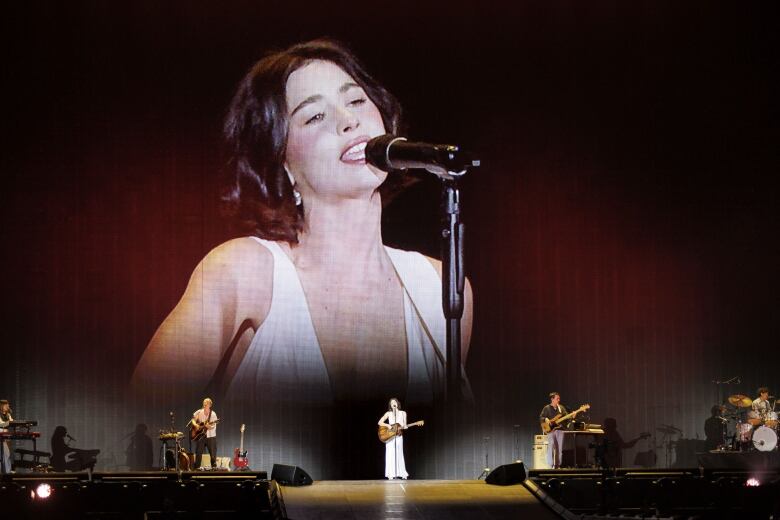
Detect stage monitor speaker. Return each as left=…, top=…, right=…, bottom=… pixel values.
left=271, top=463, right=313, bottom=486
left=485, top=462, right=527, bottom=485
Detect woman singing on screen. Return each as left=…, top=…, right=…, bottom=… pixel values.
left=131, top=39, right=473, bottom=405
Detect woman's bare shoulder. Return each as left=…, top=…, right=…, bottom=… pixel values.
left=196, top=237, right=276, bottom=302
left=422, top=255, right=442, bottom=274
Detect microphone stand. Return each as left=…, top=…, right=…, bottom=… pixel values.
left=441, top=178, right=466, bottom=402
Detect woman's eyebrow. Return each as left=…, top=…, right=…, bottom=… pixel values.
left=290, top=94, right=322, bottom=117
left=290, top=83, right=362, bottom=117
left=339, top=82, right=361, bottom=93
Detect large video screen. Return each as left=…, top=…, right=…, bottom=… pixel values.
left=4, top=3, right=777, bottom=479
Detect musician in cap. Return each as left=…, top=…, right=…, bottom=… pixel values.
left=192, top=398, right=218, bottom=470
left=704, top=405, right=727, bottom=450
left=0, top=400, right=13, bottom=473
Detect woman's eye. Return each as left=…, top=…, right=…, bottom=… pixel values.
left=349, top=97, right=367, bottom=107
left=305, top=113, right=325, bottom=125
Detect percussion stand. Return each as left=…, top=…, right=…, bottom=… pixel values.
left=159, top=438, right=169, bottom=471
left=660, top=431, right=673, bottom=468
left=477, top=436, right=490, bottom=479
left=512, top=424, right=522, bottom=463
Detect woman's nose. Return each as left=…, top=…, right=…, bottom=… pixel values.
left=336, top=106, right=360, bottom=134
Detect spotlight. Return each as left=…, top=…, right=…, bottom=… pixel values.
left=34, top=483, right=53, bottom=499
left=745, top=477, right=760, bottom=487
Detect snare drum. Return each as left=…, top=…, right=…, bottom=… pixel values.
left=764, top=411, right=778, bottom=429
left=752, top=426, right=778, bottom=452
left=737, top=422, right=753, bottom=443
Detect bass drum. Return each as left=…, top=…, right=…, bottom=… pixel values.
left=178, top=449, right=195, bottom=470
left=165, top=449, right=195, bottom=470
left=752, top=426, right=778, bottom=452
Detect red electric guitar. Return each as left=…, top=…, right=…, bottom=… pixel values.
left=233, top=424, right=249, bottom=470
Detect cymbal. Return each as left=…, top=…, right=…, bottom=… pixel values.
left=656, top=426, right=680, bottom=435
left=727, top=394, right=752, bottom=408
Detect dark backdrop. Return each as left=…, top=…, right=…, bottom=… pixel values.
left=3, top=1, right=778, bottom=477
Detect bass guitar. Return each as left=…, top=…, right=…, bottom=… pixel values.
left=233, top=424, right=249, bottom=470
left=189, top=418, right=219, bottom=441
left=541, top=404, right=590, bottom=434
left=378, top=420, right=424, bottom=443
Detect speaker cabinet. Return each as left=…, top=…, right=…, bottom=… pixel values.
left=485, top=462, right=527, bottom=485
left=271, top=463, right=313, bottom=486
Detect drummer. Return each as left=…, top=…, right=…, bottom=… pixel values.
left=752, top=387, right=772, bottom=417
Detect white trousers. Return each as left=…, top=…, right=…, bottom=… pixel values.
left=385, top=435, right=409, bottom=479
left=1, top=441, right=11, bottom=473
left=546, top=430, right=565, bottom=468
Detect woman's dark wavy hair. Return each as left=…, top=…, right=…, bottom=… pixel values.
left=223, top=39, right=404, bottom=244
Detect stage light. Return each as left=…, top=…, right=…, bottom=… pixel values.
left=34, top=483, right=53, bottom=499
left=745, top=477, right=760, bottom=487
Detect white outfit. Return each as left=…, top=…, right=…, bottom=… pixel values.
left=382, top=410, right=409, bottom=479
left=193, top=409, right=218, bottom=438
left=752, top=398, right=771, bottom=416
left=224, top=238, right=470, bottom=404
left=0, top=412, right=12, bottom=473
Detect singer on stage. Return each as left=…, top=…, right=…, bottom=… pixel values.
left=131, top=39, right=473, bottom=405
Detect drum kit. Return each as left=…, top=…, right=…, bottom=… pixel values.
left=722, top=394, right=779, bottom=452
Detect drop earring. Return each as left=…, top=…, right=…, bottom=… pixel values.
left=293, top=188, right=302, bottom=206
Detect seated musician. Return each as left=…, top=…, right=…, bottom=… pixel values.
left=540, top=392, right=571, bottom=469
left=752, top=387, right=772, bottom=418
left=51, top=426, right=98, bottom=472
left=704, top=405, right=727, bottom=451
left=0, top=399, right=13, bottom=473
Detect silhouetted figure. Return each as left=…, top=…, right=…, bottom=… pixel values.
left=704, top=405, right=727, bottom=451
left=51, top=426, right=99, bottom=472
left=598, top=417, right=647, bottom=468
left=126, top=424, right=154, bottom=470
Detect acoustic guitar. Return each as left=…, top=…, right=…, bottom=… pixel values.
left=189, top=418, right=219, bottom=441
left=378, top=421, right=424, bottom=443
left=541, top=404, right=590, bottom=434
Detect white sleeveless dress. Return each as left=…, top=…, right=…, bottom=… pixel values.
left=224, top=237, right=467, bottom=405
left=384, top=410, right=409, bottom=479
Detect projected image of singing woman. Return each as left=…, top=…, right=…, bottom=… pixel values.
left=131, top=39, right=473, bottom=405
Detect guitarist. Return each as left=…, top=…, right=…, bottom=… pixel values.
left=539, top=392, right=574, bottom=469
left=192, top=398, right=218, bottom=470
left=378, top=398, right=409, bottom=479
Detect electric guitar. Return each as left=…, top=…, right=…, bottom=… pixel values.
left=189, top=418, right=219, bottom=441
left=378, top=420, right=424, bottom=443
left=233, top=424, right=249, bottom=470
left=541, top=404, right=590, bottom=434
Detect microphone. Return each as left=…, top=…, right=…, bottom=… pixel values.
left=66, top=434, right=76, bottom=442
left=365, top=134, right=479, bottom=178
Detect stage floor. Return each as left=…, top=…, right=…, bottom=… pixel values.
left=280, top=479, right=558, bottom=520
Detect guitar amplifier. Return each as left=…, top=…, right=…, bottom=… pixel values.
left=533, top=444, right=550, bottom=469
left=534, top=435, right=548, bottom=445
